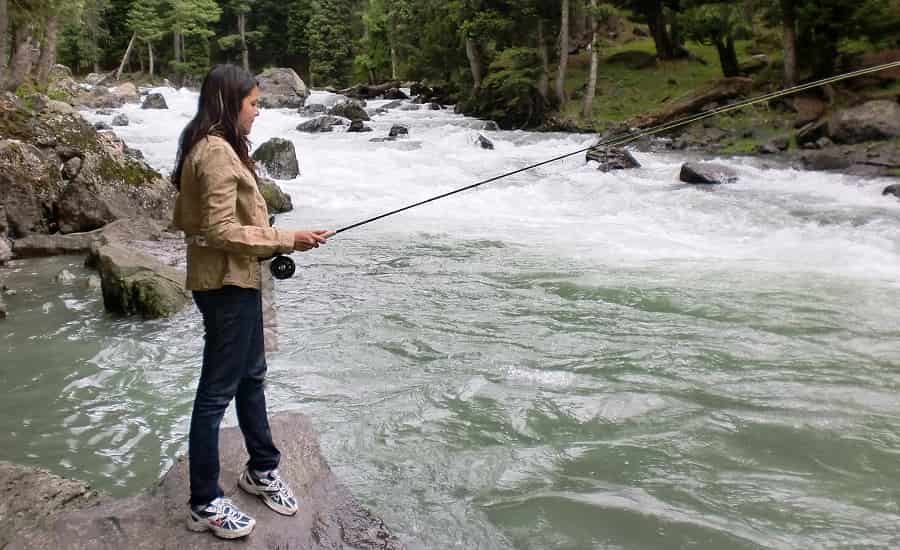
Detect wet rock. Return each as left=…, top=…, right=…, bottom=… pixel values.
left=389, top=124, right=409, bottom=138
left=0, top=461, right=103, bottom=548
left=884, top=184, right=900, bottom=199
left=140, top=93, right=168, bottom=110
left=340, top=80, right=401, bottom=101
left=75, top=86, right=125, bottom=109
left=85, top=274, right=101, bottom=290
left=799, top=149, right=854, bottom=171
left=55, top=269, right=76, bottom=284
left=6, top=412, right=404, bottom=550
left=347, top=120, right=373, bottom=133
left=829, top=100, right=900, bottom=144
left=382, top=100, right=403, bottom=110
left=0, top=238, right=10, bottom=265
left=300, top=103, right=327, bottom=114
left=383, top=88, right=409, bottom=100
left=256, top=67, right=310, bottom=109
left=477, top=134, right=494, bottom=150
left=483, top=121, right=500, bottom=131
left=252, top=137, right=299, bottom=179
left=12, top=218, right=166, bottom=259
left=258, top=178, right=294, bottom=214
left=400, top=104, right=420, bottom=111
left=369, top=137, right=397, bottom=143
left=428, top=102, right=442, bottom=110
left=111, top=113, right=129, bottom=127
left=586, top=146, right=641, bottom=171
left=86, top=242, right=190, bottom=317
left=296, top=115, right=347, bottom=133
left=679, top=162, right=739, bottom=184
left=328, top=100, right=370, bottom=122
left=93, top=121, right=111, bottom=130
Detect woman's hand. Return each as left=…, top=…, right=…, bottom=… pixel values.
left=293, top=230, right=334, bottom=252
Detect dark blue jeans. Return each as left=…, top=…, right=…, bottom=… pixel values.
left=189, top=285, right=280, bottom=507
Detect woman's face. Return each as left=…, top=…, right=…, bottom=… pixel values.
left=238, top=86, right=260, bottom=135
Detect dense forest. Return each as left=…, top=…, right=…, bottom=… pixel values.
left=1, top=0, right=899, bottom=128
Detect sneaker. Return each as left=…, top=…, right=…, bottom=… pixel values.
left=186, top=497, right=256, bottom=539
left=238, top=468, right=298, bottom=516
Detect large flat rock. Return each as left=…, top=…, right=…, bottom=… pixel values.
left=7, top=412, right=404, bottom=549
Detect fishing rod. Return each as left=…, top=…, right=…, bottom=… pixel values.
left=268, top=60, right=900, bottom=280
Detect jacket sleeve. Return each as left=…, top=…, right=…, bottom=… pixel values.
left=198, top=143, right=295, bottom=257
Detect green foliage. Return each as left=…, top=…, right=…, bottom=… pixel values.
left=307, top=0, right=354, bottom=87
left=461, top=47, right=550, bottom=129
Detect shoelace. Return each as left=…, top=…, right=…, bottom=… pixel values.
left=262, top=471, right=292, bottom=498
left=214, top=498, right=247, bottom=522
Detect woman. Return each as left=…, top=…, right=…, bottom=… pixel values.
left=172, top=64, right=331, bottom=539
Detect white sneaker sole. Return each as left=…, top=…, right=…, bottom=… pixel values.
left=238, top=473, right=298, bottom=516
left=186, top=514, right=255, bottom=539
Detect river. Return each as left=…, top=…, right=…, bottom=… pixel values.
left=2, top=86, right=899, bottom=549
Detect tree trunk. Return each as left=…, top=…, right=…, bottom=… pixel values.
left=238, top=12, right=249, bottom=72
left=646, top=1, right=675, bottom=60
left=780, top=0, right=797, bottom=86
left=0, top=0, right=8, bottom=79
left=36, top=14, right=59, bottom=86
left=582, top=0, right=599, bottom=119
left=116, top=32, right=136, bottom=80
left=138, top=44, right=144, bottom=73
left=715, top=37, right=739, bottom=77
left=6, top=24, right=34, bottom=91
left=555, top=0, right=569, bottom=103
left=390, top=42, right=398, bottom=80
left=147, top=40, right=154, bottom=78
left=537, top=18, right=549, bottom=101
left=465, top=37, right=482, bottom=93
left=173, top=31, right=181, bottom=64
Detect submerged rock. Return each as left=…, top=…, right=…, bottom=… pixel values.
left=477, top=134, right=494, bottom=150
left=679, top=162, right=739, bottom=184
left=252, top=137, right=299, bottom=179
left=389, top=124, right=409, bottom=138
left=883, top=183, right=900, bottom=199
left=6, top=412, right=404, bottom=550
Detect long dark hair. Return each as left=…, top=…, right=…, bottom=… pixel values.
left=172, top=64, right=258, bottom=190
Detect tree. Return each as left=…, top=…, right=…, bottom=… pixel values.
left=680, top=1, right=748, bottom=77
left=779, top=0, right=796, bottom=86
left=616, top=0, right=684, bottom=60
left=127, top=0, right=166, bottom=77
left=554, top=0, right=569, bottom=103
left=583, top=2, right=616, bottom=118
left=307, top=0, right=354, bottom=87
left=218, top=0, right=264, bottom=71
left=169, top=0, right=222, bottom=76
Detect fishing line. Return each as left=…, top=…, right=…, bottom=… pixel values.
left=269, top=60, right=900, bottom=279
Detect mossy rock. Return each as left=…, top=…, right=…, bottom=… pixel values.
left=90, top=243, right=189, bottom=318
left=259, top=179, right=293, bottom=214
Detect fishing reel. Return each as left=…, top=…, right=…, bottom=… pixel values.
left=269, top=254, right=296, bottom=280
left=266, top=215, right=296, bottom=280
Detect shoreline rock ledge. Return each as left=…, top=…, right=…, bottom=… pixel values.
left=4, top=412, right=405, bottom=550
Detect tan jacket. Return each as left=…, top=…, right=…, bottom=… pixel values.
left=173, top=135, right=294, bottom=291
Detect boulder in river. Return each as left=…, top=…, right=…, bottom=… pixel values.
left=252, top=137, right=299, bottom=179
left=86, top=241, right=190, bottom=318
left=297, top=115, right=347, bottom=133
left=679, top=162, right=739, bottom=184
left=256, top=67, right=310, bottom=109
left=389, top=124, right=409, bottom=138
left=5, top=412, right=404, bottom=550
left=477, top=134, right=494, bottom=150
left=586, top=146, right=641, bottom=171
left=328, top=100, right=370, bottom=122
left=140, top=92, right=168, bottom=110
left=883, top=183, right=900, bottom=199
